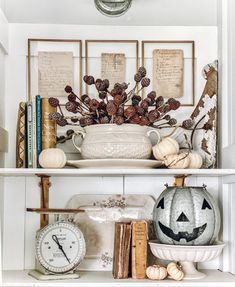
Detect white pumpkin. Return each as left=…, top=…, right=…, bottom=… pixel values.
left=164, top=153, right=189, bottom=169
left=187, top=152, right=203, bottom=169
left=39, top=148, right=67, bottom=169
left=146, top=265, right=168, bottom=280
left=152, top=137, right=179, bottom=161
left=167, top=262, right=184, bottom=281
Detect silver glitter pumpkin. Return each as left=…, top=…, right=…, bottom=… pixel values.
left=153, top=185, right=221, bottom=246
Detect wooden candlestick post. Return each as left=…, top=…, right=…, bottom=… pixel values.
left=174, top=175, right=187, bottom=187
left=38, top=175, right=51, bottom=228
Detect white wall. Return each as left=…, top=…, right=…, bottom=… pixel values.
left=0, top=47, right=7, bottom=164
left=0, top=50, right=5, bottom=129
left=0, top=7, right=8, bottom=166
left=0, top=0, right=5, bottom=14
left=0, top=6, right=8, bottom=130
left=4, top=0, right=217, bottom=26
left=5, top=23, right=218, bottom=167
left=0, top=7, right=8, bottom=53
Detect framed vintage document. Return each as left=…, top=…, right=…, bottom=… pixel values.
left=27, top=39, right=82, bottom=100
left=38, top=51, right=73, bottom=98
left=153, top=49, right=184, bottom=99
left=101, top=53, right=126, bottom=88
left=85, top=40, right=139, bottom=97
left=142, top=41, right=195, bottom=106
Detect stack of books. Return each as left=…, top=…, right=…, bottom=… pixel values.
left=16, top=96, right=57, bottom=168
left=113, top=220, right=155, bottom=280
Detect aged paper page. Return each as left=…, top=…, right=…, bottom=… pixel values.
left=38, top=52, right=73, bottom=97
left=153, top=49, right=184, bottom=98
left=101, top=53, right=125, bottom=88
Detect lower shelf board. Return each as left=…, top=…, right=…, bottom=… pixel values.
left=2, top=270, right=235, bottom=287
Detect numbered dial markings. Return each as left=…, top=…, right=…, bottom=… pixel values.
left=36, top=222, right=86, bottom=274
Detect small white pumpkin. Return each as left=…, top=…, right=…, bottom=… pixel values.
left=187, top=151, right=203, bottom=169
left=146, top=265, right=168, bottom=280
left=167, top=262, right=184, bottom=281
left=153, top=137, right=179, bottom=161
left=164, top=153, right=189, bottom=169
left=39, top=148, right=67, bottom=169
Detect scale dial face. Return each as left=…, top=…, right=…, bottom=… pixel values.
left=36, top=222, right=86, bottom=274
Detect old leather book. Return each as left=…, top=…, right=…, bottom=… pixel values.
left=113, top=222, right=131, bottom=279
left=41, top=98, right=57, bottom=150
left=131, top=220, right=148, bottom=279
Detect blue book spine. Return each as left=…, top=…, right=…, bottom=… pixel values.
left=36, top=95, right=42, bottom=167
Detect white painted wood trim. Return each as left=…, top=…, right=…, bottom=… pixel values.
left=222, top=144, right=235, bottom=168
left=2, top=177, right=26, bottom=270
left=217, top=0, right=235, bottom=171
left=0, top=8, right=8, bottom=54
left=0, top=168, right=235, bottom=177
left=219, top=183, right=235, bottom=274
left=220, top=183, right=230, bottom=272
left=218, top=0, right=229, bottom=150
left=217, top=0, right=235, bottom=275
left=0, top=8, right=8, bottom=285
left=2, top=270, right=235, bottom=287
left=230, top=184, right=235, bottom=274
left=0, top=177, right=3, bottom=286
left=220, top=0, right=235, bottom=163
left=0, top=127, right=8, bottom=153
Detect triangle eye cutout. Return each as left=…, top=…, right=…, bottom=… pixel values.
left=157, top=198, right=164, bottom=209
left=202, top=199, right=212, bottom=210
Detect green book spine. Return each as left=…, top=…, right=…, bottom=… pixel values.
left=32, top=96, right=37, bottom=168
left=27, top=101, right=33, bottom=168
left=36, top=95, right=42, bottom=167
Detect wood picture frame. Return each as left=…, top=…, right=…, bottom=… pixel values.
left=141, top=40, right=195, bottom=107
left=85, top=40, right=139, bottom=96
left=27, top=39, right=82, bottom=101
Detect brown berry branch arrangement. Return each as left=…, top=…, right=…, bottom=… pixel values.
left=48, top=66, right=192, bottom=129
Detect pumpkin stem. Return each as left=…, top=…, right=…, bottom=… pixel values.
left=165, top=151, right=190, bottom=169
left=176, top=261, right=182, bottom=270
left=174, top=175, right=187, bottom=187
left=162, top=126, right=179, bottom=139
left=184, top=133, right=192, bottom=152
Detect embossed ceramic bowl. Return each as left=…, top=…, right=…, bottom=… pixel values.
left=149, top=241, right=225, bottom=280
left=72, top=124, right=160, bottom=159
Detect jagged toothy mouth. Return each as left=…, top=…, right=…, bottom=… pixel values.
left=158, top=221, right=207, bottom=242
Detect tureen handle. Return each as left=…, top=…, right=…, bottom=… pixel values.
left=72, top=130, right=86, bottom=153
left=147, top=129, right=161, bottom=144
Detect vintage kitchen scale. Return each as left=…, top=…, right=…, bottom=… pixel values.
left=27, top=175, right=86, bottom=280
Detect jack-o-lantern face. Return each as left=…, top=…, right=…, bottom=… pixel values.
left=153, top=186, right=221, bottom=246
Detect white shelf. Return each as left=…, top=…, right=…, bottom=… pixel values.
left=2, top=270, right=235, bottom=287
left=1, top=168, right=235, bottom=177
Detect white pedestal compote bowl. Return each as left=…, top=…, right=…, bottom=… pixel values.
left=149, top=241, right=225, bottom=280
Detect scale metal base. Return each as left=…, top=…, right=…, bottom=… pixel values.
left=28, top=270, right=80, bottom=280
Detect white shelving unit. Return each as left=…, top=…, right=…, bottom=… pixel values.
left=1, top=1, right=235, bottom=286
left=3, top=270, right=235, bottom=287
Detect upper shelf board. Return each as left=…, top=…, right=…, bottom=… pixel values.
left=0, top=168, right=235, bottom=179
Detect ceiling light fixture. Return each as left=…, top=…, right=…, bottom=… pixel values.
left=94, top=0, right=132, bottom=17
